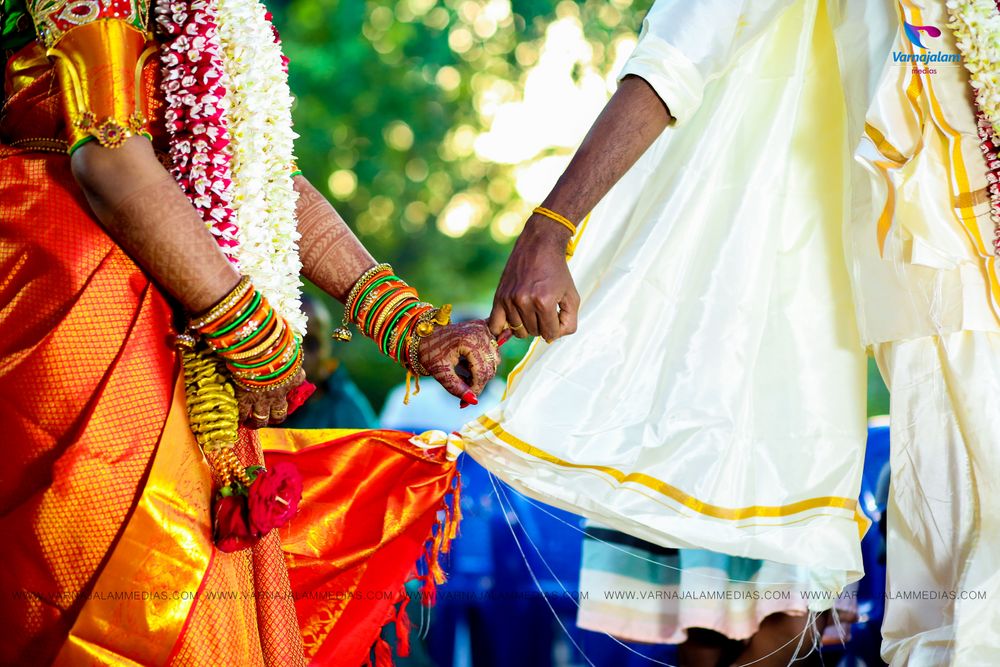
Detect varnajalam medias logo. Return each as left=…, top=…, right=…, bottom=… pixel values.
left=895, top=21, right=961, bottom=67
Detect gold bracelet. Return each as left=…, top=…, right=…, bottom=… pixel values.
left=344, top=263, right=392, bottom=318
left=227, top=321, right=284, bottom=361
left=370, top=292, right=413, bottom=340
left=189, top=276, right=252, bottom=330
left=333, top=263, right=392, bottom=342
left=414, top=304, right=452, bottom=338
left=407, top=332, right=431, bottom=376
left=533, top=206, right=577, bottom=236
left=405, top=303, right=451, bottom=375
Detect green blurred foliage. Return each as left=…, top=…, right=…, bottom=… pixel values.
left=270, top=0, right=650, bottom=410
left=867, top=356, right=890, bottom=418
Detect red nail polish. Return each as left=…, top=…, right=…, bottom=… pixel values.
left=497, top=330, right=513, bottom=347
left=462, top=391, right=478, bottom=405
left=459, top=401, right=468, bottom=409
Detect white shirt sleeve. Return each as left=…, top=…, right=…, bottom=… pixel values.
left=620, top=0, right=797, bottom=124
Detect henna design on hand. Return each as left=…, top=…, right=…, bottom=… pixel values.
left=236, top=367, right=305, bottom=428
left=419, top=320, right=499, bottom=399
left=293, top=176, right=375, bottom=300
left=109, top=177, right=240, bottom=311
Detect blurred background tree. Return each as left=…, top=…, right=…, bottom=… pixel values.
left=269, top=0, right=650, bottom=409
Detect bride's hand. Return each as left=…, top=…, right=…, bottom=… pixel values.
left=235, top=367, right=307, bottom=428
left=418, top=319, right=500, bottom=405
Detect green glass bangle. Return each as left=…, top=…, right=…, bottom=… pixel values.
left=351, top=276, right=396, bottom=322
left=205, top=291, right=262, bottom=339
left=381, top=301, right=420, bottom=357
left=227, top=332, right=288, bottom=369
left=216, top=310, right=275, bottom=354
left=251, top=340, right=301, bottom=381
left=362, top=287, right=403, bottom=337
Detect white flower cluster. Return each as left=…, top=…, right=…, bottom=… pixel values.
left=216, top=0, right=306, bottom=335
left=947, top=0, right=1000, bottom=137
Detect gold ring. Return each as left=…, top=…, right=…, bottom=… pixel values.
left=272, top=409, right=287, bottom=417
left=252, top=411, right=269, bottom=421
left=510, top=323, right=525, bottom=331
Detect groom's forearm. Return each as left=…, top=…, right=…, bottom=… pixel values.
left=534, top=75, right=671, bottom=228
left=293, top=175, right=376, bottom=301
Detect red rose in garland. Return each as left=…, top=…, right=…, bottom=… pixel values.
left=248, top=461, right=303, bottom=534
left=213, top=494, right=258, bottom=553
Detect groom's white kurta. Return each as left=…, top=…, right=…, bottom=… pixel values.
left=462, top=0, right=896, bottom=604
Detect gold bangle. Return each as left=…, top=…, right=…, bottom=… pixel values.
left=407, top=332, right=431, bottom=376
left=414, top=304, right=452, bottom=338
left=371, top=292, right=413, bottom=340
left=533, top=206, right=577, bottom=236
left=387, top=323, right=407, bottom=361
left=333, top=263, right=392, bottom=342
left=344, top=263, right=392, bottom=319
left=189, top=276, right=252, bottom=330
left=406, top=303, right=450, bottom=376
left=227, top=321, right=284, bottom=361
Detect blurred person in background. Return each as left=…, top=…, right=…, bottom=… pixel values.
left=468, top=0, right=1000, bottom=664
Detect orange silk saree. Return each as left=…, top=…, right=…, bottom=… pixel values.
left=0, top=47, right=457, bottom=666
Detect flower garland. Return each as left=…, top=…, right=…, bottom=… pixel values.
left=947, top=0, right=1000, bottom=135
left=155, top=0, right=306, bottom=335
left=154, top=0, right=240, bottom=261
left=156, top=0, right=309, bottom=552
left=946, top=0, right=1000, bottom=251
left=215, top=0, right=306, bottom=335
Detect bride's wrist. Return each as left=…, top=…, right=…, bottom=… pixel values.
left=331, top=263, right=450, bottom=374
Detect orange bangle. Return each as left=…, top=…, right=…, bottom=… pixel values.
left=355, top=282, right=398, bottom=329
left=198, top=289, right=257, bottom=338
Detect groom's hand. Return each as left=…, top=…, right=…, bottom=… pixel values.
left=488, top=215, right=579, bottom=341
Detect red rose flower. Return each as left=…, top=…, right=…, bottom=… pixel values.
left=213, top=494, right=259, bottom=553
left=248, top=462, right=303, bottom=534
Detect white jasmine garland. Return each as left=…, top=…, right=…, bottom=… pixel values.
left=946, top=0, right=1000, bottom=252
left=215, top=0, right=306, bottom=335
left=947, top=0, right=1000, bottom=136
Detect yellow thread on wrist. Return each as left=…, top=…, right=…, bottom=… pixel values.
left=533, top=206, right=577, bottom=236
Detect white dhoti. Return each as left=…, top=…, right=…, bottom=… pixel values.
left=853, top=2, right=1000, bottom=662
left=873, top=333, right=1000, bottom=666
left=462, top=0, right=896, bottom=604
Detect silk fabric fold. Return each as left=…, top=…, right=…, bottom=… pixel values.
left=1, top=48, right=458, bottom=666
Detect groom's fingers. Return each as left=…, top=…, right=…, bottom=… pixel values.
left=557, top=288, right=580, bottom=337
left=487, top=302, right=508, bottom=338
left=537, top=300, right=560, bottom=342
